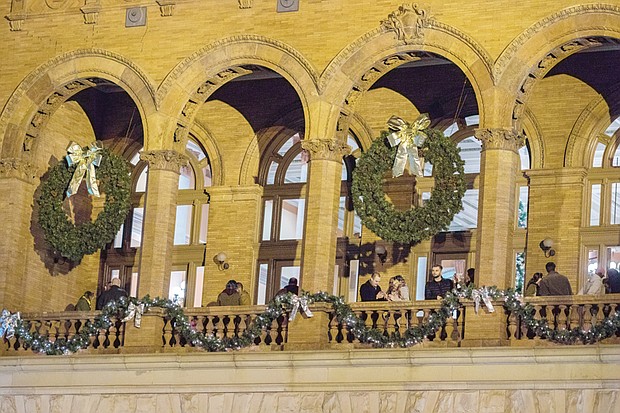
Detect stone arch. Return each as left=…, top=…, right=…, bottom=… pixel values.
left=496, top=4, right=620, bottom=128
left=319, top=4, right=494, bottom=136
left=520, top=107, right=545, bottom=170
left=0, top=48, right=157, bottom=160
left=564, top=89, right=620, bottom=168
left=188, top=120, right=225, bottom=187
left=157, top=35, right=319, bottom=156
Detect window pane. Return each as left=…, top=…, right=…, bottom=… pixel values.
left=284, top=153, right=308, bottom=183
left=186, top=139, right=206, bottom=161
left=613, top=146, right=620, bottom=167
left=608, top=246, right=620, bottom=270
left=194, top=266, right=204, bottom=307
left=199, top=203, right=209, bottom=244
left=257, top=263, right=268, bottom=305
left=515, top=252, right=525, bottom=292
left=337, top=196, right=346, bottom=237
left=604, top=116, right=620, bottom=137
left=465, top=115, right=479, bottom=126
left=611, top=183, right=620, bottom=224
left=519, top=145, right=531, bottom=170
left=130, top=271, right=139, bottom=297
left=458, top=136, right=481, bottom=174
left=169, top=270, right=187, bottom=306
left=593, top=142, right=605, bottom=168
left=280, top=266, right=300, bottom=288
left=267, top=161, right=278, bottom=185
left=130, top=152, right=141, bottom=166
left=174, top=205, right=192, bottom=245
left=113, top=223, right=124, bottom=248
left=591, top=184, right=601, bottom=226
left=341, top=160, right=348, bottom=181
left=448, top=189, right=479, bottom=231
left=130, top=207, right=144, bottom=247
left=278, top=134, right=300, bottom=156
left=202, top=164, right=212, bottom=187
left=178, top=165, right=195, bottom=190
left=135, top=166, right=148, bottom=192
left=353, top=211, right=362, bottom=238
left=588, top=249, right=599, bottom=276
left=262, top=200, right=273, bottom=241
left=443, top=122, right=459, bottom=137
left=279, top=199, right=305, bottom=240
left=518, top=186, right=529, bottom=228
left=423, top=162, right=433, bottom=176
left=416, top=256, right=428, bottom=301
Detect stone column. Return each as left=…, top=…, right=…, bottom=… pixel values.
left=0, top=158, right=38, bottom=309
left=525, top=168, right=586, bottom=289
left=474, top=128, right=524, bottom=288
left=299, top=139, right=350, bottom=293
left=137, top=150, right=188, bottom=298
left=202, top=185, right=262, bottom=305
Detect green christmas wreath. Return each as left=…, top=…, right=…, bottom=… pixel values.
left=352, top=127, right=466, bottom=244
left=37, top=146, right=131, bottom=262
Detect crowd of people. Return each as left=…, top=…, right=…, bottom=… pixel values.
left=71, top=261, right=619, bottom=311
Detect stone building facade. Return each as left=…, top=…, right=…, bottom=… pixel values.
left=1, top=1, right=620, bottom=412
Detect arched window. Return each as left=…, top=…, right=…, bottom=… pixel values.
left=105, top=138, right=212, bottom=307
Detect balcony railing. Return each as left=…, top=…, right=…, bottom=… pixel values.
left=3, top=295, right=620, bottom=355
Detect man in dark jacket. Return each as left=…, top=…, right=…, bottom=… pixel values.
left=425, top=265, right=454, bottom=300
left=96, top=278, right=128, bottom=309
left=538, top=262, right=572, bottom=296
left=359, top=273, right=386, bottom=301
left=607, top=268, right=620, bottom=293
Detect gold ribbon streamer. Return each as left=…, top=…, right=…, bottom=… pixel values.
left=65, top=141, right=103, bottom=197
left=288, top=295, right=313, bottom=322
left=121, top=302, right=145, bottom=328
left=386, top=114, right=431, bottom=178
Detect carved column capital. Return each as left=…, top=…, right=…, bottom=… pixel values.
left=475, top=128, right=524, bottom=152
left=0, top=158, right=38, bottom=183
left=140, top=150, right=188, bottom=173
left=301, top=139, right=351, bottom=162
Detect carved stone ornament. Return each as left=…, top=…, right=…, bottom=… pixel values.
left=80, top=0, right=101, bottom=24
left=0, top=158, right=38, bottom=183
left=475, top=128, right=524, bottom=152
left=301, top=139, right=351, bottom=162
left=6, top=0, right=26, bottom=31
left=156, top=0, right=175, bottom=17
left=140, top=150, right=189, bottom=173
left=238, top=0, right=253, bottom=9
left=381, top=3, right=432, bottom=44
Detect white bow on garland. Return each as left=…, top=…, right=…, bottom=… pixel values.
left=0, top=309, right=20, bottom=339
left=121, top=302, right=146, bottom=328
left=288, top=295, right=313, bottom=321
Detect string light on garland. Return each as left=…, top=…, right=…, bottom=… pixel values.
left=2, top=287, right=620, bottom=355
left=37, top=142, right=131, bottom=262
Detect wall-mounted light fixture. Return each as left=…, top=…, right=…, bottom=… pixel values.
left=539, top=238, right=556, bottom=258
left=215, top=252, right=229, bottom=270
left=375, top=244, right=388, bottom=264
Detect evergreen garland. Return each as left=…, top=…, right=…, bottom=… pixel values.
left=351, top=129, right=466, bottom=244
left=3, top=288, right=619, bottom=355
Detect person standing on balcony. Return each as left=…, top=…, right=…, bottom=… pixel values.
left=359, top=272, right=386, bottom=301
left=96, top=278, right=128, bottom=309
left=583, top=270, right=605, bottom=295
left=425, top=265, right=453, bottom=300
left=538, top=262, right=573, bottom=296
left=75, top=291, right=94, bottom=311
left=217, top=280, right=241, bottom=306
left=236, top=282, right=251, bottom=305
left=607, top=268, right=620, bottom=293
left=525, top=272, right=543, bottom=296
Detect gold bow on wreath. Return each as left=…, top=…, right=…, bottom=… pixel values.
left=386, top=114, right=431, bottom=178
left=65, top=141, right=103, bottom=197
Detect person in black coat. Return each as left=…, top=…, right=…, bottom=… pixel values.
left=96, top=278, right=128, bottom=310
left=424, top=265, right=454, bottom=300
left=359, top=273, right=386, bottom=301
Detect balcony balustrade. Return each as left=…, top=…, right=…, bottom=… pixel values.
left=3, top=295, right=620, bottom=356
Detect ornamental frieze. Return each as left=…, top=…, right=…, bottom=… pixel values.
left=0, top=158, right=38, bottom=183
left=301, top=139, right=351, bottom=162
left=140, top=150, right=188, bottom=172
left=475, top=128, right=524, bottom=152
